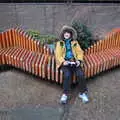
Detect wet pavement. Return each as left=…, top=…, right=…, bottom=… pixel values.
left=0, top=67, right=120, bottom=120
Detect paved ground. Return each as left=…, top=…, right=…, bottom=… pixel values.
left=0, top=67, right=120, bottom=120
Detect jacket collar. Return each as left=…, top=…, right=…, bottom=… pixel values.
left=64, top=38, right=72, bottom=42
left=60, top=40, right=77, bottom=48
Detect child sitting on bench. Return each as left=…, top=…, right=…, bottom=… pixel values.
left=55, top=25, right=89, bottom=104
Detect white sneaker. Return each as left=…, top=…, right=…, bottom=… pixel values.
left=78, top=93, right=89, bottom=103
left=60, top=94, right=68, bottom=104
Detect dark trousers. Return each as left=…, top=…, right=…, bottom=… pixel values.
left=60, top=65, right=87, bottom=94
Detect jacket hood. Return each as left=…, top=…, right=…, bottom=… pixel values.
left=59, top=25, right=77, bottom=40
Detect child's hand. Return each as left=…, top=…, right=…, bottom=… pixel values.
left=63, top=61, right=69, bottom=66
left=76, top=60, right=84, bottom=67
left=76, top=60, right=80, bottom=67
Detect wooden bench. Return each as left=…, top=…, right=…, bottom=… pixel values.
left=0, top=28, right=52, bottom=80
left=0, top=27, right=120, bottom=84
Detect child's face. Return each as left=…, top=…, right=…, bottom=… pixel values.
left=64, top=32, right=71, bottom=39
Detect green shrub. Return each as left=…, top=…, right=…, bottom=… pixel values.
left=27, top=29, right=57, bottom=45
left=27, top=29, right=41, bottom=40
left=38, top=34, right=57, bottom=45
left=72, top=20, right=94, bottom=50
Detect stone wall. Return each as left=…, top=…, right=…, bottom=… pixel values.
left=0, top=3, right=120, bottom=39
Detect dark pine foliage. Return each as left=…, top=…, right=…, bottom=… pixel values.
left=72, top=20, right=94, bottom=50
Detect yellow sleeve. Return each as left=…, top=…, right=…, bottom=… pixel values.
left=75, top=41, right=84, bottom=61
left=55, top=41, right=65, bottom=66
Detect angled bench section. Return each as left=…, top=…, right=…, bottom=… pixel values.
left=0, top=28, right=52, bottom=80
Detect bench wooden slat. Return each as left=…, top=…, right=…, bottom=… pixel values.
left=47, top=55, right=52, bottom=80
left=31, top=53, right=40, bottom=74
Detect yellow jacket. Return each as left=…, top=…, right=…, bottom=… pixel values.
left=55, top=40, right=84, bottom=69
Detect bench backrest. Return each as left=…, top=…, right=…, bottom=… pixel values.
left=0, top=28, right=51, bottom=55
left=84, top=29, right=120, bottom=55
left=1, top=27, right=120, bottom=55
